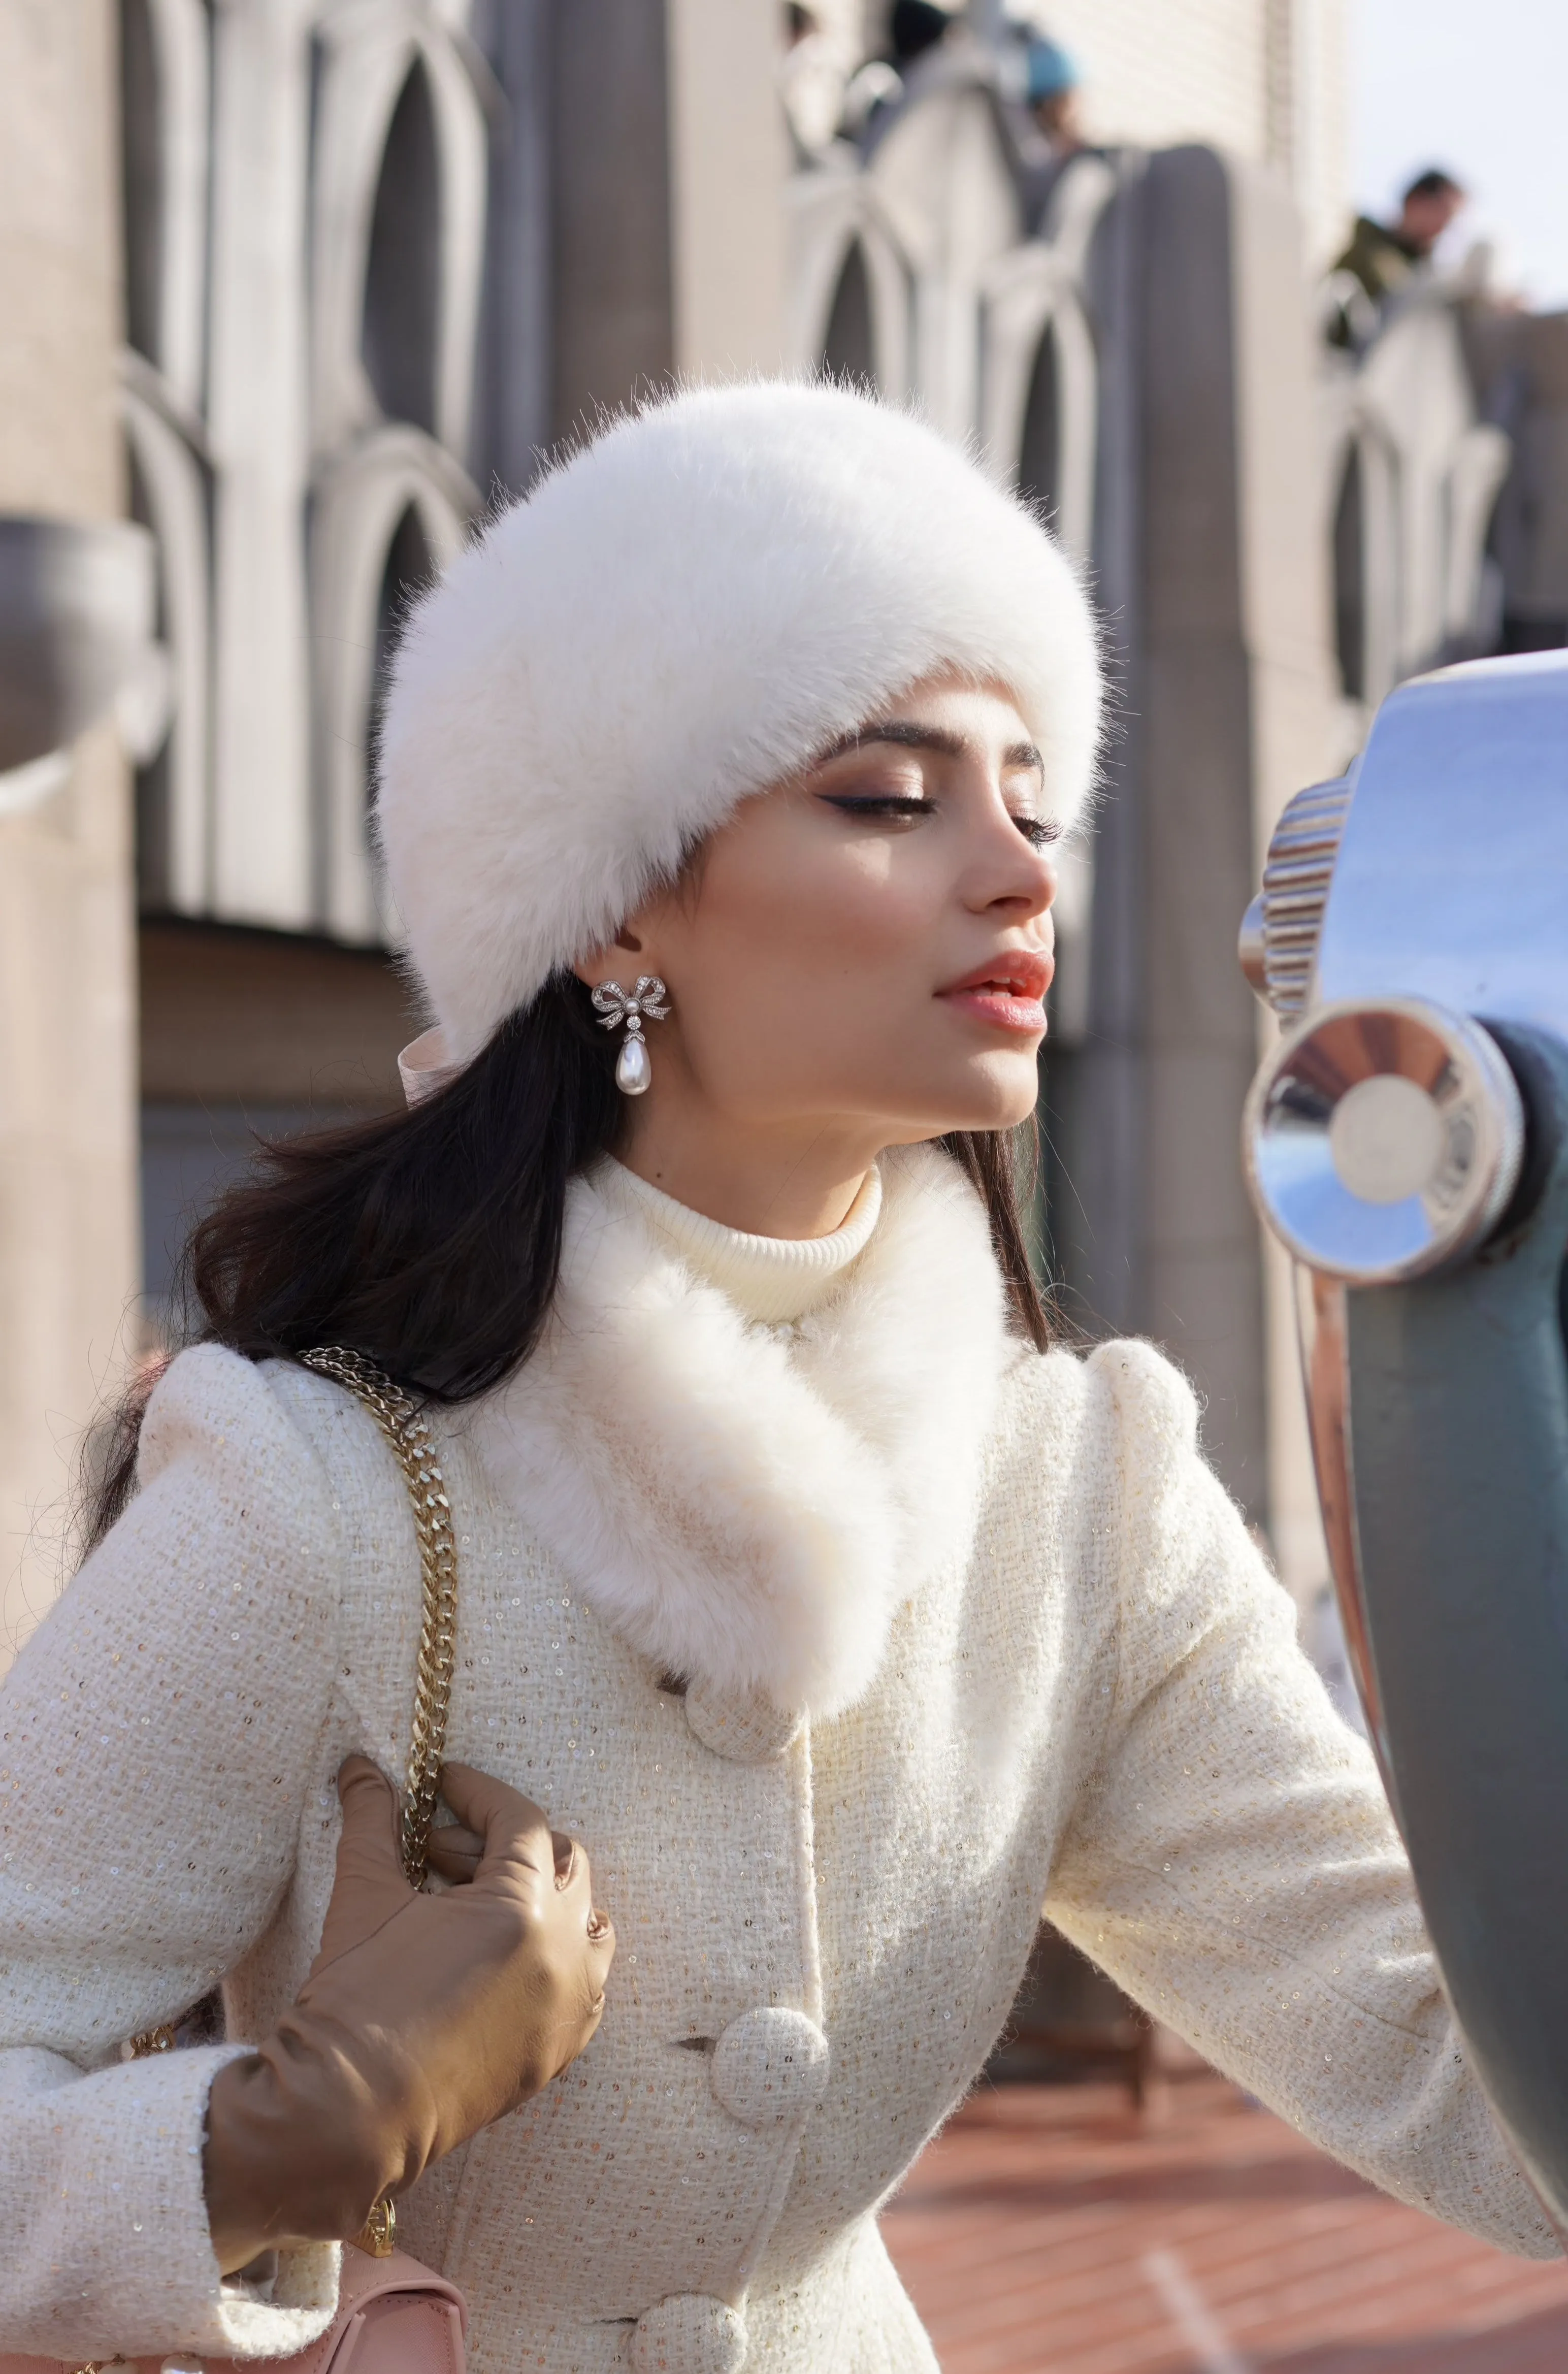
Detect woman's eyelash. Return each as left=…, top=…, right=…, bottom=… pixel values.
left=822, top=793, right=1060, bottom=851
left=821, top=793, right=1062, bottom=850
left=821, top=794, right=932, bottom=821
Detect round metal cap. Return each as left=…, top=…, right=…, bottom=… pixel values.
left=1243, top=996, right=1524, bottom=1283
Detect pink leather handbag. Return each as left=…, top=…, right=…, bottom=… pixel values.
left=0, top=2243, right=467, bottom=2374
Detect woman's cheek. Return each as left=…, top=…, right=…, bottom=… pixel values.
left=819, top=851, right=936, bottom=950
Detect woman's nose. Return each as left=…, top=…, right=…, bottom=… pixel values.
left=967, top=820, right=1058, bottom=918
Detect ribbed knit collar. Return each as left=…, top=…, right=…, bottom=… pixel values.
left=591, top=1159, right=883, bottom=1327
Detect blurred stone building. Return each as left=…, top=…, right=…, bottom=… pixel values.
left=1, top=0, right=1554, bottom=1662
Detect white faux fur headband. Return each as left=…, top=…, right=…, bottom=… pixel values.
left=377, top=380, right=1103, bottom=1064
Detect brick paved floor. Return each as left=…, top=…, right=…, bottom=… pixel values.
left=880, top=2070, right=1568, bottom=2373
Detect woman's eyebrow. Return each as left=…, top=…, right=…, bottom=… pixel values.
left=816, top=721, right=969, bottom=762
left=815, top=723, right=1043, bottom=769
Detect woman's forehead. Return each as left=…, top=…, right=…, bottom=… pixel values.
left=864, top=664, right=1029, bottom=719
left=826, top=674, right=1036, bottom=760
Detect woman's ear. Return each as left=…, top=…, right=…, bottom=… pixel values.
left=573, top=868, right=682, bottom=986
left=571, top=926, right=645, bottom=990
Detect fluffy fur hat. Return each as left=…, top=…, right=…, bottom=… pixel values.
left=378, top=380, right=1102, bottom=1062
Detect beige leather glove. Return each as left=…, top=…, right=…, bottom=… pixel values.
left=204, top=1758, right=613, bottom=2274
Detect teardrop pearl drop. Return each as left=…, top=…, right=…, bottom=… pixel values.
left=615, top=1033, right=652, bottom=1095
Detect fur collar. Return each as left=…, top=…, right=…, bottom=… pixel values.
left=466, top=1146, right=1015, bottom=1718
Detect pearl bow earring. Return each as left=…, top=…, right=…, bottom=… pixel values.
left=591, top=975, right=671, bottom=1095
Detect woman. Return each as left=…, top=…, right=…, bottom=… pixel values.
left=0, top=383, right=1554, bottom=2374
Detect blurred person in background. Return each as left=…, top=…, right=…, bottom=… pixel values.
left=1023, top=31, right=1086, bottom=160
left=1006, top=29, right=1093, bottom=226
left=889, top=0, right=956, bottom=69
left=1330, top=166, right=1468, bottom=346
left=846, top=0, right=962, bottom=151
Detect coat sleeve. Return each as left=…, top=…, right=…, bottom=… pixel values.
left=0, top=1345, right=345, bottom=2359
left=1042, top=1337, right=1559, bottom=2260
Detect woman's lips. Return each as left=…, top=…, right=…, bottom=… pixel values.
left=936, top=951, right=1054, bottom=1033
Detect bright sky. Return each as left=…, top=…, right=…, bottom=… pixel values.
left=1352, top=0, right=1568, bottom=308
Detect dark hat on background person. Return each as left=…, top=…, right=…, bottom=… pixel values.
left=1402, top=166, right=1465, bottom=206
left=890, top=0, right=954, bottom=66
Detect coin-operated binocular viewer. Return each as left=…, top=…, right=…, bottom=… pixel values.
left=1240, top=650, right=1568, bottom=2225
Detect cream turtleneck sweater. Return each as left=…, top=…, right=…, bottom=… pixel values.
left=590, top=1158, right=883, bottom=1326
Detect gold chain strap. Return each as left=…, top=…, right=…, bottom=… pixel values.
left=303, top=1345, right=460, bottom=1889
left=99, top=1346, right=451, bottom=2297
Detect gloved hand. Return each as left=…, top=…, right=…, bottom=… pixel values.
left=203, top=1757, right=613, bottom=2273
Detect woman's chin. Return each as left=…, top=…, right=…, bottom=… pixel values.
left=948, top=1054, right=1045, bottom=1133
left=886, top=1072, right=1042, bottom=1140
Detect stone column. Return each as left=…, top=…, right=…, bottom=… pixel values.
left=1229, top=149, right=1346, bottom=1604
left=1138, top=145, right=1337, bottom=1593
left=205, top=0, right=315, bottom=928
left=545, top=0, right=788, bottom=442
left=1060, top=144, right=1336, bottom=1603
left=1483, top=310, right=1568, bottom=652
left=548, top=0, right=677, bottom=438
left=665, top=0, right=789, bottom=381
left=0, top=1, right=138, bottom=1666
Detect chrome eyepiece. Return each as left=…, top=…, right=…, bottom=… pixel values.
left=1243, top=996, right=1525, bottom=1284
left=1238, top=777, right=1354, bottom=1019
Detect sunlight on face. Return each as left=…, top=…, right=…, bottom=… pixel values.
left=578, top=668, right=1061, bottom=1161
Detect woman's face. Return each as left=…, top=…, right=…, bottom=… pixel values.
left=578, top=668, right=1061, bottom=1182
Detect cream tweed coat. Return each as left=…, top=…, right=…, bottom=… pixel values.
left=0, top=1149, right=1554, bottom=2374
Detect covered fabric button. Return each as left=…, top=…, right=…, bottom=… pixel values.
left=630, top=2294, right=747, bottom=2373
left=684, top=1682, right=803, bottom=1763
left=711, top=2005, right=830, bottom=2128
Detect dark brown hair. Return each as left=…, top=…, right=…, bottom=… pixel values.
left=84, top=973, right=1049, bottom=1552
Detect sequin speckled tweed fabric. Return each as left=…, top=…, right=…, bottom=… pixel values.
left=0, top=1165, right=1556, bottom=2373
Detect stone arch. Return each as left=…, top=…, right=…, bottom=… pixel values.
left=119, top=0, right=163, bottom=364
left=976, top=156, right=1114, bottom=565
left=1017, top=319, right=1061, bottom=522
left=821, top=241, right=877, bottom=386
left=1331, top=440, right=1367, bottom=703
left=310, top=21, right=488, bottom=461
left=115, top=0, right=209, bottom=406
left=1331, top=301, right=1513, bottom=708
left=787, top=175, right=913, bottom=396
left=370, top=503, right=436, bottom=769
left=123, top=384, right=209, bottom=913
left=361, top=59, right=443, bottom=437
left=310, top=427, right=476, bottom=941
